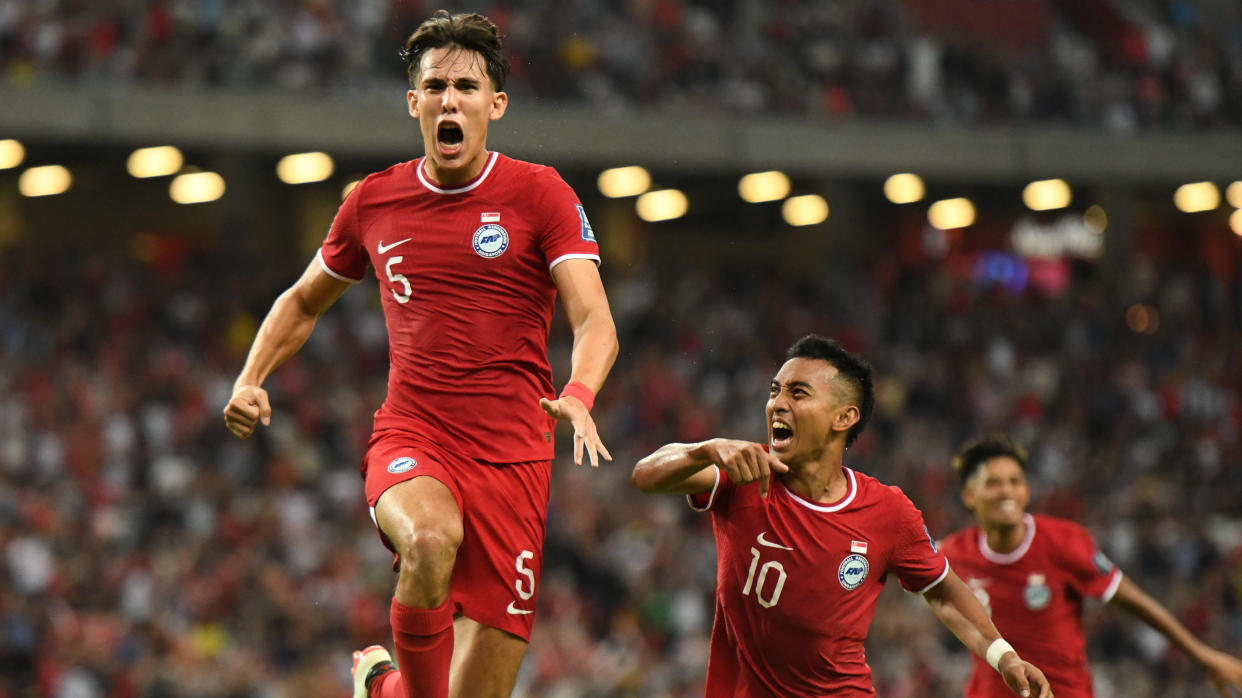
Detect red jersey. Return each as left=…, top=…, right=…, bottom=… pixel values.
left=688, top=466, right=950, bottom=697
left=939, top=514, right=1123, bottom=698
left=318, top=152, right=600, bottom=462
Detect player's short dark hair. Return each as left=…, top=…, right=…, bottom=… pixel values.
left=951, top=434, right=1029, bottom=486
left=401, top=10, right=509, bottom=91
left=785, top=334, right=874, bottom=448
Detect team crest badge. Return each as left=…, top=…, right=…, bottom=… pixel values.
left=838, top=554, right=869, bottom=590
left=472, top=224, right=509, bottom=258
left=1023, top=573, right=1051, bottom=610
left=387, top=457, right=417, bottom=474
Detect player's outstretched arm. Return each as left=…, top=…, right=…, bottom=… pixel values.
left=542, top=258, right=618, bottom=467
left=632, top=439, right=788, bottom=497
left=1109, top=575, right=1242, bottom=696
left=923, top=568, right=1053, bottom=698
left=223, top=259, right=351, bottom=439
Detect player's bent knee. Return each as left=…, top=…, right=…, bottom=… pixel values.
left=396, top=526, right=462, bottom=565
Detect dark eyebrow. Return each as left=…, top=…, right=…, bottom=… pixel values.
left=770, top=380, right=814, bottom=391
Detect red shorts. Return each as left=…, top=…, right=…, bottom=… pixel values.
left=362, top=429, right=551, bottom=641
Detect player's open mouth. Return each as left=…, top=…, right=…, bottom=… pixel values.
left=771, top=420, right=793, bottom=448
left=437, top=122, right=464, bottom=152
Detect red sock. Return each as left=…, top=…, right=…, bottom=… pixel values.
left=371, top=598, right=454, bottom=698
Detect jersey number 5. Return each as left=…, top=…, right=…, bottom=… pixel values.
left=742, top=547, right=788, bottom=609
left=385, top=256, right=412, bottom=304
left=514, top=550, right=536, bottom=601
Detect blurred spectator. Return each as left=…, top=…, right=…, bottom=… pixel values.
left=0, top=0, right=1239, bottom=129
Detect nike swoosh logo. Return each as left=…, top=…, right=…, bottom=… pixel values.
left=506, top=601, right=534, bottom=615
left=757, top=532, right=793, bottom=551
left=377, top=238, right=411, bottom=254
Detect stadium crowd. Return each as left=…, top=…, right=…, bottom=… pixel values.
left=1, top=218, right=1239, bottom=696
left=0, top=0, right=1240, bottom=129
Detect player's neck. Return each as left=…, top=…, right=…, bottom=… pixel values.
left=984, top=520, right=1027, bottom=553
left=783, top=458, right=848, bottom=504
left=422, top=149, right=491, bottom=187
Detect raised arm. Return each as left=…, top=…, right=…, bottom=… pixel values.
left=540, top=258, right=618, bottom=467
left=923, top=568, right=1053, bottom=698
left=223, top=259, right=352, bottom=438
left=1109, top=575, right=1242, bottom=696
left=632, top=439, right=788, bottom=497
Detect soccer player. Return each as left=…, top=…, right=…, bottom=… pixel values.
left=222, top=11, right=618, bottom=698
left=939, top=434, right=1242, bottom=697
left=632, top=335, right=1053, bottom=697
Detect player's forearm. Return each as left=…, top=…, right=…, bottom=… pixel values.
left=233, top=288, right=321, bottom=390
left=1111, top=577, right=1210, bottom=662
left=565, top=308, right=617, bottom=393
left=632, top=442, right=717, bottom=494
left=924, top=571, right=1003, bottom=660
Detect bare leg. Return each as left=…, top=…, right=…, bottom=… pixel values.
left=374, top=476, right=462, bottom=607
left=449, top=616, right=529, bottom=698
left=371, top=476, right=464, bottom=698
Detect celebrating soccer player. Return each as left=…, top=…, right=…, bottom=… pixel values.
left=222, top=11, right=618, bottom=698
left=940, top=434, right=1242, bottom=697
left=632, top=335, right=1052, bottom=697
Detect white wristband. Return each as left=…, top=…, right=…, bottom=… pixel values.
left=986, top=638, right=1017, bottom=672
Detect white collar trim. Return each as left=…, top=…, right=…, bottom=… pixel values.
left=782, top=467, right=858, bottom=512
left=979, top=513, right=1036, bottom=564
left=416, top=151, right=498, bottom=194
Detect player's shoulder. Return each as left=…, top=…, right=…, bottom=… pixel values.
left=352, top=159, right=419, bottom=199
left=938, top=525, right=978, bottom=554
left=494, top=153, right=572, bottom=188
left=851, top=469, right=916, bottom=508
left=1032, top=513, right=1090, bottom=538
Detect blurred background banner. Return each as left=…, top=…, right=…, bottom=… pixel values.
left=0, top=1, right=1239, bottom=696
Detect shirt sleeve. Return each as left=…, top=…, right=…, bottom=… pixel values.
left=1058, top=520, right=1124, bottom=602
left=318, top=182, right=368, bottom=283
left=536, top=169, right=601, bottom=270
left=892, top=493, right=951, bottom=593
left=687, top=466, right=733, bottom=512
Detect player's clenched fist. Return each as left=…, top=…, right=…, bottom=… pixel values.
left=699, top=439, right=789, bottom=498
left=223, top=384, right=271, bottom=438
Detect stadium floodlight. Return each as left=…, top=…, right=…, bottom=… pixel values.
left=1232, top=210, right=1242, bottom=237
left=277, top=152, right=334, bottom=185
left=18, top=165, right=71, bottom=197
left=1173, top=181, right=1219, bottom=213
left=170, top=171, right=226, bottom=204
left=738, top=171, right=791, bottom=203
left=782, top=194, right=829, bottom=226
left=883, top=173, right=924, bottom=204
left=1022, top=179, right=1072, bottom=211
left=127, top=146, right=184, bottom=178
left=635, top=189, right=687, bottom=222
left=342, top=179, right=361, bottom=200
left=1125, top=303, right=1159, bottom=335
left=1226, top=181, right=1242, bottom=209
left=0, top=139, right=25, bottom=170
left=928, top=197, right=976, bottom=230
left=597, top=166, right=651, bottom=198
left=1083, top=205, right=1107, bottom=234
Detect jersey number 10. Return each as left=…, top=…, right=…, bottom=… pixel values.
left=742, top=547, right=788, bottom=608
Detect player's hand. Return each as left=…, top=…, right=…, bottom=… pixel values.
left=540, top=395, right=612, bottom=467
left=699, top=439, right=788, bottom=498
left=223, top=384, right=271, bottom=439
left=998, top=654, right=1053, bottom=698
left=1198, top=646, right=1242, bottom=696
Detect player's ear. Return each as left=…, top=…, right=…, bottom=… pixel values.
left=490, top=90, right=508, bottom=121
left=960, top=484, right=976, bottom=511
left=407, top=89, right=420, bottom=119
left=833, top=405, right=860, bottom=434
